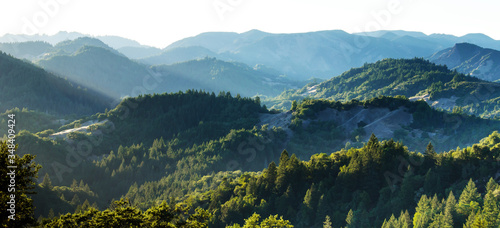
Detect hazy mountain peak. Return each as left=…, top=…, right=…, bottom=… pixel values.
left=54, top=36, right=119, bottom=55
left=55, top=36, right=108, bottom=47
left=461, top=33, right=495, bottom=41
left=95, top=35, right=142, bottom=49
left=355, top=30, right=427, bottom=38
left=242, top=29, right=268, bottom=35
left=429, top=43, right=500, bottom=81
left=451, top=42, right=483, bottom=55
left=0, top=31, right=85, bottom=45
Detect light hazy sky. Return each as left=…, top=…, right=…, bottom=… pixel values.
left=1, top=0, right=498, bottom=48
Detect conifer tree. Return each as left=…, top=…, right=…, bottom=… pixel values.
left=457, top=179, right=481, bottom=217
left=40, top=173, right=52, bottom=189
left=323, top=215, right=332, bottom=228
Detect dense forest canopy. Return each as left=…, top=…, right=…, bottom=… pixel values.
left=4, top=130, right=499, bottom=227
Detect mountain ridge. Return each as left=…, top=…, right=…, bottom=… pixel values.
left=429, top=42, right=500, bottom=81
left=266, top=58, right=500, bottom=118
left=0, top=51, right=111, bottom=115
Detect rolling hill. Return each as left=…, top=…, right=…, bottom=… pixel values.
left=266, top=58, right=500, bottom=118
left=0, top=51, right=111, bottom=115
left=151, top=57, right=301, bottom=97
left=24, top=91, right=500, bottom=227
left=139, top=46, right=218, bottom=65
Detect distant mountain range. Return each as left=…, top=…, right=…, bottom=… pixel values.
left=0, top=31, right=143, bottom=49
left=36, top=44, right=151, bottom=98
left=2, top=30, right=500, bottom=116
left=429, top=43, right=500, bottom=81
left=148, top=30, right=500, bottom=80
left=2, top=30, right=500, bottom=81
left=30, top=38, right=301, bottom=99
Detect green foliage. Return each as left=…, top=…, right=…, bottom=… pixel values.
left=267, top=58, right=500, bottom=118
left=457, top=179, right=481, bottom=217
left=0, top=141, right=41, bottom=227
left=286, top=96, right=500, bottom=154
left=10, top=129, right=500, bottom=227
left=24, top=90, right=287, bottom=221
left=42, top=198, right=212, bottom=227
left=0, top=108, right=62, bottom=135
left=187, top=132, right=500, bottom=227
left=12, top=89, right=500, bottom=227
left=226, top=212, right=294, bottom=228
left=105, top=90, right=265, bottom=147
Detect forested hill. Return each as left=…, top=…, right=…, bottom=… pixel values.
left=18, top=91, right=288, bottom=222
left=5, top=90, right=499, bottom=227
left=34, top=131, right=500, bottom=227
left=191, top=133, right=500, bottom=227
left=0, top=51, right=111, bottom=115
left=101, top=90, right=267, bottom=147
left=269, top=58, right=500, bottom=117
left=19, top=90, right=273, bottom=184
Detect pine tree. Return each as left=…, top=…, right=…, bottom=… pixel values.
left=485, top=177, right=498, bottom=194
left=428, top=212, right=451, bottom=228
left=397, top=210, right=412, bottom=228
left=482, top=191, right=499, bottom=227
left=291, top=100, right=298, bottom=111
left=413, top=195, right=432, bottom=228
left=425, top=142, right=436, bottom=158
left=40, top=173, right=52, bottom=189
left=47, top=208, right=55, bottom=219
left=366, top=133, right=379, bottom=152
left=457, top=179, right=481, bottom=217
left=264, top=161, right=277, bottom=192
left=381, top=214, right=397, bottom=228
left=276, top=150, right=290, bottom=192
left=463, top=211, right=477, bottom=228
left=323, top=215, right=332, bottom=228
left=443, top=191, right=455, bottom=227
left=345, top=209, right=355, bottom=228
left=71, top=194, right=81, bottom=205
left=0, top=141, right=41, bottom=227
left=71, top=179, right=78, bottom=189
left=300, top=183, right=319, bottom=225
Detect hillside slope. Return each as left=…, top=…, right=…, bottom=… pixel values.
left=267, top=58, right=500, bottom=117
left=152, top=57, right=300, bottom=97
left=38, top=43, right=301, bottom=98
left=429, top=43, right=500, bottom=81
left=0, top=51, right=110, bottom=115
left=37, top=45, right=151, bottom=98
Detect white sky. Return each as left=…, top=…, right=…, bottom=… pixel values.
left=0, top=0, right=498, bottom=48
